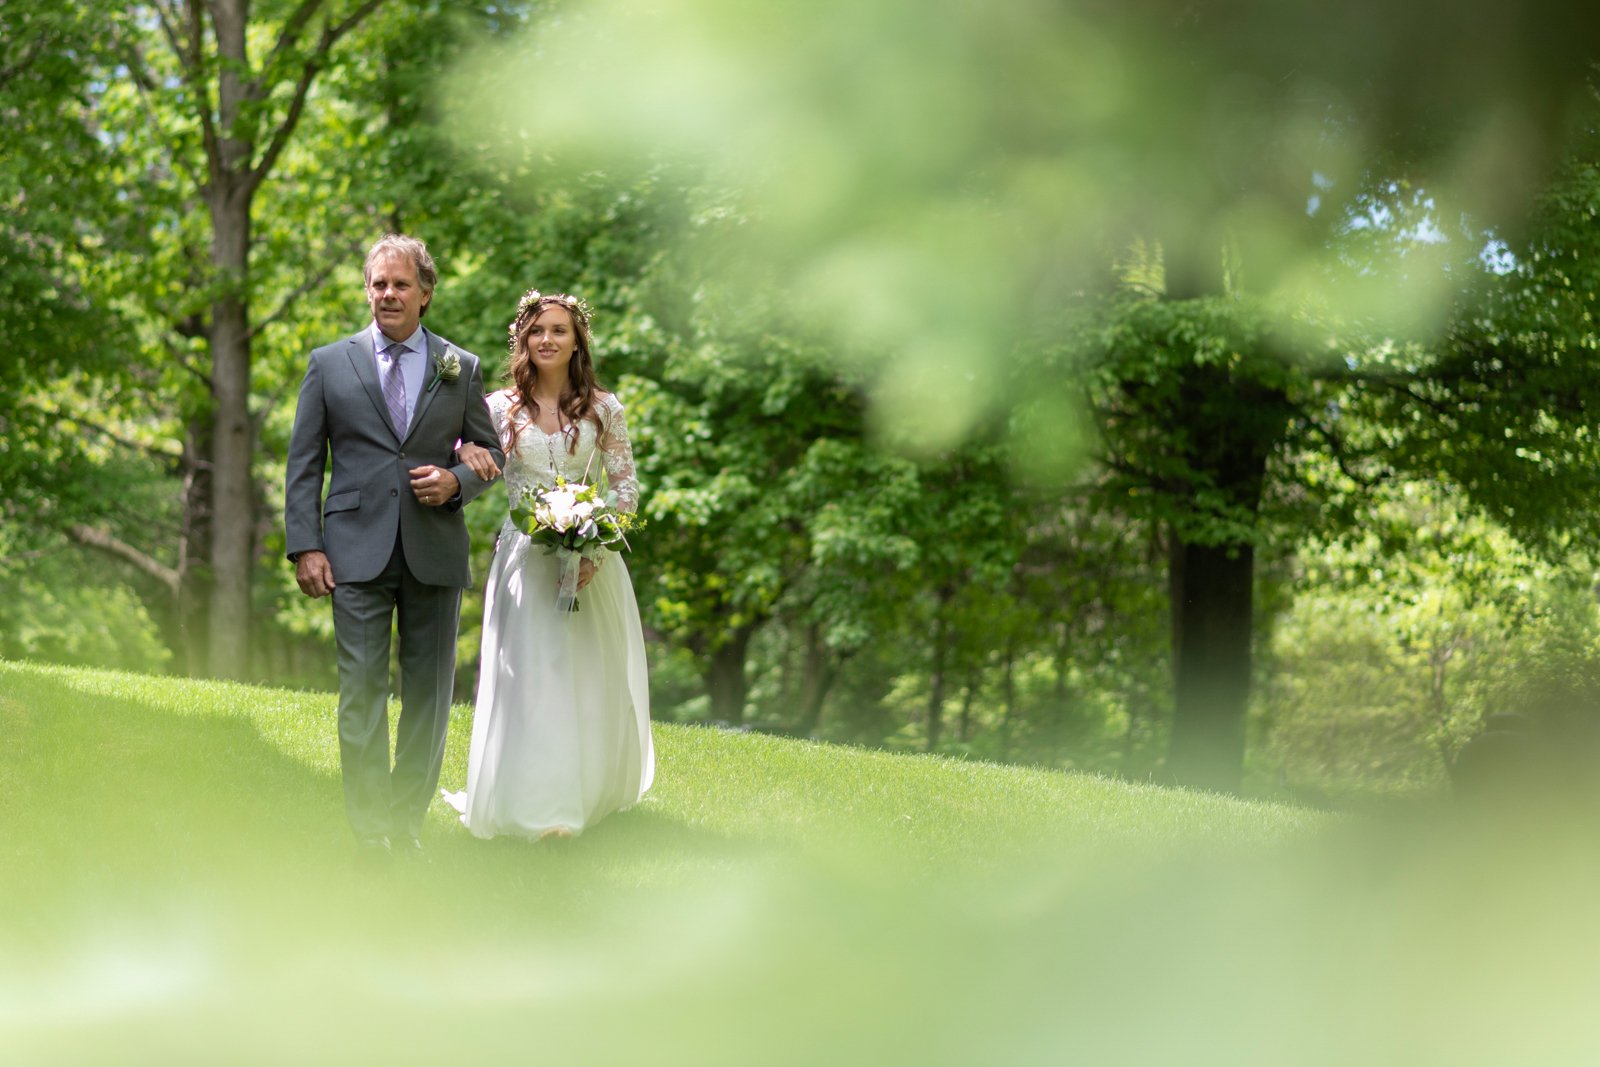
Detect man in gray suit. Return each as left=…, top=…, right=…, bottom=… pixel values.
left=285, top=233, right=504, bottom=858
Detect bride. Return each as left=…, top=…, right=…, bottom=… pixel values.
left=443, top=289, right=654, bottom=839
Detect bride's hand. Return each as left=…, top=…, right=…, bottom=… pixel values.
left=576, top=557, right=598, bottom=591
left=456, top=442, right=500, bottom=480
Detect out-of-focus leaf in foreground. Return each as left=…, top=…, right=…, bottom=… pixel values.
left=446, top=0, right=1600, bottom=454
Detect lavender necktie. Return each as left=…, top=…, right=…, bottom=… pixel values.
left=380, top=342, right=408, bottom=437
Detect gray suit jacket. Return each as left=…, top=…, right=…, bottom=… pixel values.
left=284, top=327, right=504, bottom=587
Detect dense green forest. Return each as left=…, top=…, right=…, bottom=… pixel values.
left=8, top=0, right=1600, bottom=802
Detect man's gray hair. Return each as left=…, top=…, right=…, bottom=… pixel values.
left=364, top=233, right=438, bottom=313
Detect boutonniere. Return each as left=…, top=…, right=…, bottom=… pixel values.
left=428, top=346, right=462, bottom=392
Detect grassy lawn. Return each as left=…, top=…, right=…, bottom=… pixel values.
left=4, top=659, right=1598, bottom=1064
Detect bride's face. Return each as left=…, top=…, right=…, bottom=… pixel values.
left=525, top=306, right=577, bottom=380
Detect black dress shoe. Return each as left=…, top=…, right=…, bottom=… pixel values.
left=396, top=835, right=430, bottom=863
left=356, top=834, right=392, bottom=858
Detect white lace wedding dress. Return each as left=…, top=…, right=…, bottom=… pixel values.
left=443, top=389, right=654, bottom=838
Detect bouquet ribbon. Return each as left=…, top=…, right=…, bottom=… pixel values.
left=556, top=548, right=582, bottom=613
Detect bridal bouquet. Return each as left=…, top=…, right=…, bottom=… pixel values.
left=510, top=477, right=637, bottom=612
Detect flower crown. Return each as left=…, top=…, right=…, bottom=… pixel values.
left=508, top=288, right=592, bottom=352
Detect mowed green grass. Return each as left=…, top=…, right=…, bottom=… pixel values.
left=5, top=660, right=1599, bottom=1065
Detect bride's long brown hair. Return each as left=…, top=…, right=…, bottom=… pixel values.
left=503, top=289, right=604, bottom=456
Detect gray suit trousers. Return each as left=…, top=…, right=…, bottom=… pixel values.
left=332, top=536, right=461, bottom=840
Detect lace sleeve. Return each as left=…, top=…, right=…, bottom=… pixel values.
left=599, top=394, right=639, bottom=515
left=488, top=389, right=512, bottom=445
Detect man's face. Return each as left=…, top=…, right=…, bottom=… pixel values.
left=366, top=251, right=429, bottom=341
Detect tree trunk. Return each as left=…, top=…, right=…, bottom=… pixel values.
left=1158, top=352, right=1289, bottom=793
left=958, top=670, right=978, bottom=743
left=177, top=418, right=213, bottom=675
left=205, top=194, right=256, bottom=678
left=204, top=0, right=257, bottom=678
left=926, top=588, right=953, bottom=752
left=1000, top=642, right=1017, bottom=761
left=704, top=623, right=755, bottom=724
left=1120, top=701, right=1140, bottom=776
left=1165, top=536, right=1256, bottom=792
left=795, top=622, right=838, bottom=735
left=1053, top=619, right=1070, bottom=702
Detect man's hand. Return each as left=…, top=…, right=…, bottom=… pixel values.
left=410, top=465, right=461, bottom=507
left=295, top=550, right=336, bottom=598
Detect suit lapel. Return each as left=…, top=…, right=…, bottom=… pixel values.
left=344, top=331, right=403, bottom=440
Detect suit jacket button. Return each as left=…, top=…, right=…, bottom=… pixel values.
left=391, top=489, right=398, bottom=497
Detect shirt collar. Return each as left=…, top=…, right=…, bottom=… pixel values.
left=371, top=322, right=426, bottom=358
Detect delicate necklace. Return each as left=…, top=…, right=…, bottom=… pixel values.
left=533, top=394, right=564, bottom=432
